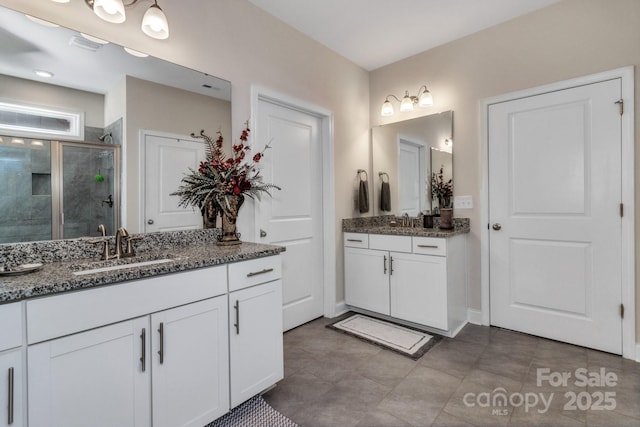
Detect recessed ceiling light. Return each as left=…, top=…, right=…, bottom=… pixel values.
left=11, top=138, right=25, bottom=145
left=80, top=33, right=109, bottom=45
left=124, top=47, right=149, bottom=58
left=34, top=70, right=54, bottom=78
left=25, top=15, right=59, bottom=27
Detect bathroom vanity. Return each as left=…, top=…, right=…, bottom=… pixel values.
left=0, top=230, right=284, bottom=427
left=343, top=217, right=469, bottom=338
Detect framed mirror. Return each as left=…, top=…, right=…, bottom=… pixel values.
left=371, top=110, right=453, bottom=216
left=0, top=5, right=231, bottom=244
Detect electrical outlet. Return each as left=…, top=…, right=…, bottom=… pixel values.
left=454, top=195, right=473, bottom=209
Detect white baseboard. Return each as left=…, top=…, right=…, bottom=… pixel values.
left=333, top=301, right=349, bottom=318
left=467, top=308, right=483, bottom=325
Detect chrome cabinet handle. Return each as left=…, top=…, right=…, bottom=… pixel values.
left=158, top=322, right=164, bottom=364
left=147, top=219, right=154, bottom=225
left=492, top=223, right=502, bottom=231
left=390, top=256, right=394, bottom=275
left=7, top=367, right=14, bottom=425
left=347, top=239, right=363, bottom=242
left=234, top=300, right=240, bottom=335
left=417, top=244, right=439, bottom=249
left=246, top=268, right=274, bottom=277
left=383, top=255, right=387, bottom=274
left=140, top=328, right=146, bottom=372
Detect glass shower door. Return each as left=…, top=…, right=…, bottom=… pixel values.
left=59, top=143, right=119, bottom=239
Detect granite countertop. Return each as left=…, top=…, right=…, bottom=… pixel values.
left=342, top=216, right=470, bottom=238
left=0, top=236, right=284, bottom=304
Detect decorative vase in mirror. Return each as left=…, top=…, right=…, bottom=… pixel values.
left=171, top=123, right=280, bottom=245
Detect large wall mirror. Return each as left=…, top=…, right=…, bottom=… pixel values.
left=0, top=5, right=231, bottom=244
left=372, top=111, right=453, bottom=216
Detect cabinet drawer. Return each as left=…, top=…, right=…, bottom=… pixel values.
left=412, top=237, right=447, bottom=256
left=228, top=255, right=281, bottom=292
left=0, top=302, right=22, bottom=351
left=369, top=234, right=412, bottom=253
left=344, top=233, right=368, bottom=248
left=26, top=265, right=226, bottom=344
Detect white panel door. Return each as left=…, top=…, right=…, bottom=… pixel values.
left=151, top=297, right=229, bottom=427
left=255, top=99, right=324, bottom=331
left=398, top=140, right=421, bottom=216
left=489, top=79, right=622, bottom=353
left=27, top=317, right=151, bottom=427
left=144, top=134, right=204, bottom=232
left=344, top=247, right=390, bottom=315
left=0, top=350, right=24, bottom=427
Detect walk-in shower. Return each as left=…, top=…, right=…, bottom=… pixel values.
left=0, top=136, right=120, bottom=243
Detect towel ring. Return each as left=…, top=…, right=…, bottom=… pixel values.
left=378, top=172, right=389, bottom=183
left=357, top=169, right=368, bottom=181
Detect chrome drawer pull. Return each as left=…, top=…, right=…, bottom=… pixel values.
left=140, top=328, right=146, bottom=372
left=158, top=322, right=164, bottom=364
left=234, top=300, right=240, bottom=335
left=383, top=255, right=387, bottom=274
left=347, top=239, right=363, bottom=243
left=246, top=268, right=274, bottom=277
left=8, top=367, right=14, bottom=425
left=417, top=244, right=439, bottom=249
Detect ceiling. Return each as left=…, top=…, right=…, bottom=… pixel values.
left=248, top=0, right=561, bottom=70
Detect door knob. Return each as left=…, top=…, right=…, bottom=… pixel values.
left=492, top=223, right=502, bottom=230
left=147, top=219, right=154, bottom=225
left=260, top=229, right=267, bottom=238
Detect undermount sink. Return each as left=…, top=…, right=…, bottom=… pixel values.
left=71, top=253, right=181, bottom=276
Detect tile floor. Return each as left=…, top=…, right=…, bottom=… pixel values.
left=263, top=317, right=640, bottom=427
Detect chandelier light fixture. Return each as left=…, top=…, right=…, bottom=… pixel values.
left=381, top=85, right=433, bottom=116
left=80, top=0, right=169, bottom=39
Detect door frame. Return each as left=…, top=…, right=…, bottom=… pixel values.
left=251, top=86, right=337, bottom=319
left=397, top=134, right=427, bottom=215
left=479, top=66, right=636, bottom=359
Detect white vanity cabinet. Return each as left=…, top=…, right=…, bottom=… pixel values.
left=26, top=265, right=230, bottom=427
left=228, top=256, right=283, bottom=408
left=0, top=302, right=25, bottom=427
left=344, top=232, right=467, bottom=337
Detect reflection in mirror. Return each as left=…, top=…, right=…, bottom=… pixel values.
left=430, top=147, right=453, bottom=212
left=372, top=111, right=453, bottom=216
left=0, top=5, right=231, bottom=244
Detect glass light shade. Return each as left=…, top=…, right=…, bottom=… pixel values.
left=400, top=94, right=414, bottom=112
left=93, top=0, right=126, bottom=23
left=418, top=90, right=433, bottom=107
left=381, top=100, right=394, bottom=116
left=142, top=4, right=169, bottom=39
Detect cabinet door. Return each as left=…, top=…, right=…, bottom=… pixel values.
left=0, top=350, right=24, bottom=427
left=344, top=247, right=390, bottom=315
left=390, top=252, right=448, bottom=330
left=229, top=280, right=284, bottom=408
left=151, top=296, right=229, bottom=427
left=28, top=317, right=151, bottom=427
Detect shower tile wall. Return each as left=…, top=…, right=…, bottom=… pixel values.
left=0, top=139, right=52, bottom=243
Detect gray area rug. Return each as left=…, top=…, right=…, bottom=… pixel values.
left=204, top=395, right=298, bottom=427
left=327, top=312, right=442, bottom=359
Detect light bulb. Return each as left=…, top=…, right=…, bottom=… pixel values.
left=400, top=92, right=414, bottom=112
left=142, top=4, right=169, bottom=39
left=418, top=90, right=433, bottom=107
left=93, top=0, right=126, bottom=24
left=381, top=100, right=394, bottom=116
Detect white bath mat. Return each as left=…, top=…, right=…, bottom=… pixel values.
left=328, top=313, right=441, bottom=359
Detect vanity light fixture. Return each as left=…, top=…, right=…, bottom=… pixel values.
left=80, top=0, right=169, bottom=40
left=34, top=70, right=54, bottom=78
left=124, top=47, right=149, bottom=57
left=381, top=85, right=433, bottom=116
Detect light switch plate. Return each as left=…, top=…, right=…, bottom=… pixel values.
left=454, top=195, right=473, bottom=209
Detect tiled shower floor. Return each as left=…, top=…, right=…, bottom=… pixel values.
left=263, top=317, right=640, bottom=427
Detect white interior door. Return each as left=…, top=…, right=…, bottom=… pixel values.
left=398, top=140, right=421, bottom=216
left=144, top=133, right=204, bottom=232
left=488, top=79, right=623, bottom=353
left=255, top=99, right=324, bottom=331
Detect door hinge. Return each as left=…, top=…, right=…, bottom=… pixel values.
left=615, top=99, right=624, bottom=115
left=620, top=303, right=624, bottom=319
left=620, top=203, right=624, bottom=218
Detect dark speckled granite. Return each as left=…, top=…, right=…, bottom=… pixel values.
left=0, top=229, right=284, bottom=304
left=342, top=216, right=470, bottom=237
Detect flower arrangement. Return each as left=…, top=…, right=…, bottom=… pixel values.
left=171, top=122, right=280, bottom=219
left=431, top=165, right=453, bottom=209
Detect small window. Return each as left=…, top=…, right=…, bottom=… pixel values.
left=0, top=101, right=84, bottom=140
